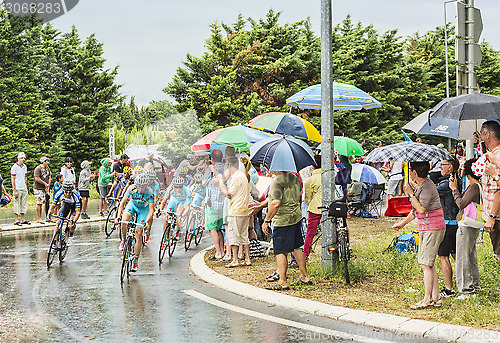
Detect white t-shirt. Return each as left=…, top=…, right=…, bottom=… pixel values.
left=11, top=163, right=27, bottom=190
left=389, top=162, right=404, bottom=181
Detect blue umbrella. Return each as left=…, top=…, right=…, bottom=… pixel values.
left=250, top=135, right=316, bottom=172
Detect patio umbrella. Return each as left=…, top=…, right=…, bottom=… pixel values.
left=250, top=134, right=316, bottom=173
left=191, top=125, right=269, bottom=151
left=351, top=164, right=386, bottom=184
left=316, top=136, right=364, bottom=156
left=364, top=142, right=453, bottom=166
left=286, top=83, right=381, bottom=110
left=246, top=112, right=321, bottom=142
left=413, top=93, right=500, bottom=140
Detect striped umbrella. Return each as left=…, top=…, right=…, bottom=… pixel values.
left=286, top=83, right=381, bottom=110
left=191, top=125, right=269, bottom=151
left=351, top=164, right=386, bottom=184
left=246, top=112, right=321, bottom=142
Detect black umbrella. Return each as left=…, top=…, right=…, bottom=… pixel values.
left=428, top=93, right=500, bottom=121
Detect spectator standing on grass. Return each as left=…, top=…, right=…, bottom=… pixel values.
left=387, top=162, right=404, bottom=197
left=303, top=154, right=322, bottom=261
left=262, top=171, right=311, bottom=291
left=79, top=160, right=95, bottom=219
left=61, top=156, right=76, bottom=186
left=449, top=158, right=481, bottom=299
left=11, top=152, right=30, bottom=225
left=203, top=150, right=226, bottom=260
left=216, top=156, right=251, bottom=268
left=436, top=158, right=461, bottom=298
left=392, top=162, right=445, bottom=309
left=480, top=120, right=500, bottom=265
left=33, top=157, right=51, bottom=224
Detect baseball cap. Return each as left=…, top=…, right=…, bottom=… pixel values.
left=17, top=152, right=26, bottom=159
left=40, top=156, right=50, bottom=163
left=146, top=151, right=154, bottom=157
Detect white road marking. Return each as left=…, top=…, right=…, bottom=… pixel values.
left=183, top=289, right=394, bottom=343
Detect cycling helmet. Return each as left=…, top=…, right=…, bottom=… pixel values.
left=135, top=173, right=149, bottom=187
left=177, top=168, right=187, bottom=177
left=0, top=194, right=11, bottom=207
left=171, top=176, right=185, bottom=187
left=65, top=156, right=73, bottom=163
left=134, top=165, right=145, bottom=174
left=146, top=168, right=156, bottom=180
left=62, top=181, right=74, bottom=192
left=196, top=165, right=205, bottom=174
left=193, top=173, right=203, bottom=183
left=123, top=166, right=133, bottom=174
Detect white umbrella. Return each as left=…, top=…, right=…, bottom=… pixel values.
left=351, top=164, right=386, bottom=184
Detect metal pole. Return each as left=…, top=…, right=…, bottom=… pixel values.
left=320, top=0, right=335, bottom=273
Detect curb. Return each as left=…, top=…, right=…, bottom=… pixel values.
left=190, top=248, right=499, bottom=343
left=0, top=216, right=107, bottom=233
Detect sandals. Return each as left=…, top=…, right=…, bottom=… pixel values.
left=21, top=221, right=30, bottom=225
left=410, top=300, right=434, bottom=310
left=224, top=263, right=240, bottom=268
left=266, top=271, right=279, bottom=282
left=433, top=298, right=443, bottom=307
left=14, top=221, right=22, bottom=226
left=291, top=279, right=313, bottom=287
left=265, top=283, right=290, bottom=291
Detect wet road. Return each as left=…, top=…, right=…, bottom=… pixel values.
left=0, top=221, right=440, bottom=343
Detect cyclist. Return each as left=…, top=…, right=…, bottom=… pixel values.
left=116, top=173, right=154, bottom=272
left=144, top=168, right=160, bottom=243
left=48, top=181, right=82, bottom=246
left=121, top=166, right=134, bottom=195
left=159, top=176, right=191, bottom=240
left=191, top=173, right=206, bottom=207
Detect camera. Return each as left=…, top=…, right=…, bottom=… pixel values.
left=480, top=141, right=487, bottom=154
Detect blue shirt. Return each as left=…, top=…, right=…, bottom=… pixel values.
left=53, top=189, right=82, bottom=209
left=192, top=184, right=206, bottom=198
left=165, top=186, right=191, bottom=202
left=125, top=185, right=155, bottom=208
left=149, top=180, right=160, bottom=196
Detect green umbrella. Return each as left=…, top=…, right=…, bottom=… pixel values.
left=316, top=136, right=364, bottom=156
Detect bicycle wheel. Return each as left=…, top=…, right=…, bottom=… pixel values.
left=120, top=238, right=131, bottom=283
left=105, top=207, right=118, bottom=237
left=47, top=230, right=60, bottom=268
left=59, top=225, right=70, bottom=261
left=184, top=214, right=196, bottom=250
left=159, top=223, right=171, bottom=263
left=337, top=230, right=350, bottom=284
left=194, top=213, right=204, bottom=246
left=168, top=223, right=177, bottom=257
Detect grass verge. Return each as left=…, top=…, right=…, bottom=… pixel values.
left=205, top=216, right=500, bottom=331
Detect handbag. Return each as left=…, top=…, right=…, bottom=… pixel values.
left=328, top=201, right=348, bottom=218
left=460, top=184, right=484, bottom=229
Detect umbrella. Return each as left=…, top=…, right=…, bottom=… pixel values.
left=403, top=110, right=487, bottom=140
left=286, top=83, right=382, bottom=110
left=191, top=125, right=269, bottom=151
left=412, top=93, right=500, bottom=140
left=316, top=136, right=364, bottom=156
left=351, top=164, right=386, bottom=184
left=250, top=134, right=316, bottom=173
left=246, top=112, right=321, bottom=142
left=364, top=142, right=453, bottom=166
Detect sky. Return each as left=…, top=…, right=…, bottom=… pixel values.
left=51, top=0, right=500, bottom=107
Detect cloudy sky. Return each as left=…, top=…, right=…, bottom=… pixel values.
left=51, top=0, right=500, bottom=107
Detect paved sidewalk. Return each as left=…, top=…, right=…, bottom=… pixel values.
left=0, top=215, right=107, bottom=233
left=190, top=247, right=499, bottom=343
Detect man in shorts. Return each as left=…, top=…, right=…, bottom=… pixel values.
left=98, top=158, right=114, bottom=216
left=33, top=156, right=51, bottom=224
left=216, top=156, right=251, bottom=267
left=11, top=152, right=29, bottom=225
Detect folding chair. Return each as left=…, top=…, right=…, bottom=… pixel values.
left=365, top=184, right=386, bottom=217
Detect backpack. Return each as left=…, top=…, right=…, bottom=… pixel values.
left=384, top=231, right=418, bottom=253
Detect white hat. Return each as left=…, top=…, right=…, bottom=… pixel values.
left=17, top=152, right=26, bottom=159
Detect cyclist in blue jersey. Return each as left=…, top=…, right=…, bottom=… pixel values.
left=48, top=181, right=82, bottom=246
left=144, top=168, right=160, bottom=244
left=159, top=176, right=191, bottom=240
left=116, top=173, right=155, bottom=272
left=191, top=173, right=206, bottom=207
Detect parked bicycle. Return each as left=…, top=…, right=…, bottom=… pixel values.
left=320, top=201, right=352, bottom=284
left=47, top=214, right=74, bottom=268
left=120, top=219, right=145, bottom=283
left=184, top=205, right=205, bottom=250
left=158, top=210, right=181, bottom=263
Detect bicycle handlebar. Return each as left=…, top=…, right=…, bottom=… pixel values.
left=49, top=214, right=74, bottom=224
left=119, top=221, right=146, bottom=228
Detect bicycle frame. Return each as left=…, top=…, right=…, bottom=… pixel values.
left=47, top=214, right=74, bottom=268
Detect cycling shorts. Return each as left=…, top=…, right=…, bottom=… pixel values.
left=59, top=202, right=76, bottom=218
left=124, top=202, right=149, bottom=226
left=166, top=196, right=189, bottom=214
left=191, top=193, right=205, bottom=207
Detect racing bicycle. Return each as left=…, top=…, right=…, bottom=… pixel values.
left=184, top=205, right=204, bottom=250
left=120, top=219, right=145, bottom=283
left=47, top=214, right=74, bottom=268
